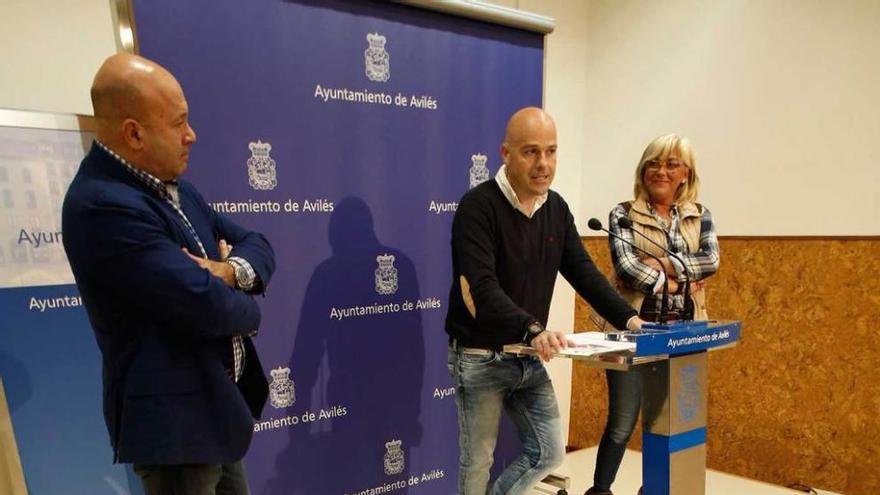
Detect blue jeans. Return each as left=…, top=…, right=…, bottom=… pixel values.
left=448, top=345, right=565, bottom=495
left=592, top=368, right=643, bottom=491
left=133, top=461, right=250, bottom=495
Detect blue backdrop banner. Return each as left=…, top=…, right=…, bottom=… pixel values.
left=130, top=1, right=543, bottom=493
left=2, top=1, right=544, bottom=494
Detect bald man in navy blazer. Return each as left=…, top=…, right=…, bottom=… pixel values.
left=62, top=53, right=275, bottom=495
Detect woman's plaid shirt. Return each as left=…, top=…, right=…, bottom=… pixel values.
left=608, top=202, right=720, bottom=316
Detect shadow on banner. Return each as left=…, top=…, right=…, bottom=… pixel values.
left=263, top=196, right=425, bottom=495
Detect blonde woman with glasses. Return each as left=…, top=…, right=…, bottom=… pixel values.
left=585, top=134, right=720, bottom=495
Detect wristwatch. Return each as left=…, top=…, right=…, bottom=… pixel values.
left=227, top=259, right=248, bottom=290
left=523, top=321, right=546, bottom=344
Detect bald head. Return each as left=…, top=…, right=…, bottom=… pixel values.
left=92, top=53, right=171, bottom=126
left=503, top=107, right=556, bottom=148
left=90, top=53, right=196, bottom=180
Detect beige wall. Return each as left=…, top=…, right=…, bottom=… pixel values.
left=3, top=4, right=877, bottom=226
left=0, top=0, right=117, bottom=115
left=577, top=0, right=880, bottom=235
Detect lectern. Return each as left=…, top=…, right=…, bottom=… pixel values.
left=506, top=320, right=742, bottom=495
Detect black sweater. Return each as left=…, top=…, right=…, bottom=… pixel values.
left=445, top=180, right=637, bottom=350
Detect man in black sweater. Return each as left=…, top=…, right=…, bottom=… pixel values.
left=445, top=107, right=643, bottom=495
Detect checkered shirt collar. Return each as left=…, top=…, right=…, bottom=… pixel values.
left=95, top=140, right=176, bottom=201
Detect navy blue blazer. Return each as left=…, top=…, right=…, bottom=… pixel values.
left=62, top=143, right=274, bottom=464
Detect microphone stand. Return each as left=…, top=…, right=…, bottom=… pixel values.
left=588, top=218, right=670, bottom=324
left=617, top=217, right=694, bottom=321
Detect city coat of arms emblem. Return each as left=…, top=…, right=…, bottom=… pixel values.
left=676, top=365, right=701, bottom=424
left=469, top=153, right=490, bottom=189
left=383, top=439, right=405, bottom=475
left=269, top=366, right=296, bottom=409
left=375, top=253, right=398, bottom=295
left=247, top=140, right=277, bottom=191
left=365, top=32, right=390, bottom=82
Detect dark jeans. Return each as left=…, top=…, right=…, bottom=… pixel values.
left=133, top=461, right=250, bottom=495
left=592, top=368, right=642, bottom=492
left=448, top=346, right=565, bottom=495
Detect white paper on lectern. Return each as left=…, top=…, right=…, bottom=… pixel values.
left=561, top=332, right=636, bottom=357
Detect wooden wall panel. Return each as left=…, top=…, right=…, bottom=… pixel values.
left=570, top=238, right=880, bottom=495
left=0, top=379, right=27, bottom=495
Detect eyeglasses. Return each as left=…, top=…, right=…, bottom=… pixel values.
left=644, top=159, right=686, bottom=172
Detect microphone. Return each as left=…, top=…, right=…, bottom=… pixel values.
left=588, top=218, right=671, bottom=324
left=617, top=216, right=694, bottom=321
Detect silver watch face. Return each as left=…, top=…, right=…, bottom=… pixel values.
left=528, top=324, right=543, bottom=339
left=234, top=264, right=247, bottom=284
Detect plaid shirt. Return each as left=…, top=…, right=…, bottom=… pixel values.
left=609, top=202, right=720, bottom=317
left=96, top=141, right=253, bottom=381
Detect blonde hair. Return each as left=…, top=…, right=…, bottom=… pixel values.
left=633, top=134, right=700, bottom=204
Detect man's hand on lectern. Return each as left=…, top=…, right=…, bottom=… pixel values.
left=530, top=330, right=570, bottom=362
